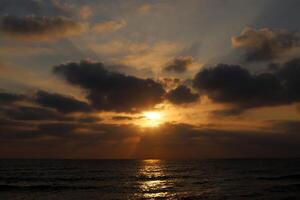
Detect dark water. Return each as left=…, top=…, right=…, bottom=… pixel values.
left=0, top=159, right=300, bottom=199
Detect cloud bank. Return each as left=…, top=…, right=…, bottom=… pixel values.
left=53, top=60, right=166, bottom=112
left=0, top=15, right=86, bottom=41
left=232, top=27, right=300, bottom=62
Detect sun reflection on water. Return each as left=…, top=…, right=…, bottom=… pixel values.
left=136, top=159, right=175, bottom=199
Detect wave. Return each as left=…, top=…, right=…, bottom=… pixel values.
left=0, top=177, right=109, bottom=182
left=136, top=174, right=192, bottom=181
left=0, top=184, right=101, bottom=191
left=258, top=174, right=300, bottom=181
left=266, top=184, right=300, bottom=193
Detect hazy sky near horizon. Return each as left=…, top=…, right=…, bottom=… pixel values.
left=1, top=0, right=300, bottom=158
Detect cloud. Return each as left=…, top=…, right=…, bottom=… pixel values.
left=35, top=91, right=91, bottom=113
left=0, top=90, right=104, bottom=124
left=37, top=122, right=80, bottom=138
left=138, top=4, right=152, bottom=14
left=163, top=56, right=193, bottom=73
left=91, top=40, right=183, bottom=73
left=232, top=27, right=300, bottom=62
left=91, top=19, right=127, bottom=33
left=0, top=0, right=74, bottom=17
left=159, top=77, right=181, bottom=90
left=0, top=92, right=25, bottom=104
left=211, top=108, right=245, bottom=117
left=194, top=64, right=278, bottom=108
left=78, top=116, right=101, bottom=123
left=1, top=120, right=300, bottom=158
left=90, top=40, right=150, bottom=56
left=0, top=90, right=95, bottom=122
left=271, top=120, right=300, bottom=133
left=79, top=5, right=93, bottom=20
left=53, top=60, right=166, bottom=112
left=0, top=88, right=300, bottom=158
left=0, top=0, right=41, bottom=16
left=0, top=15, right=86, bottom=41
left=107, top=64, right=154, bottom=78
left=118, top=41, right=183, bottom=70
left=0, top=46, right=54, bottom=56
left=193, top=59, right=300, bottom=112
left=3, top=106, right=69, bottom=121
left=112, top=116, right=134, bottom=121
left=166, top=85, right=199, bottom=104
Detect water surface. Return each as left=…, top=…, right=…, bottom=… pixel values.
left=0, top=159, right=300, bottom=199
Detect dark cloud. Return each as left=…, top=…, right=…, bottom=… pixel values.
left=0, top=0, right=40, bottom=16
left=0, top=92, right=24, bottom=104
left=0, top=0, right=72, bottom=17
left=193, top=64, right=281, bottom=108
left=166, top=85, right=199, bottom=104
left=163, top=56, right=193, bottom=73
left=277, top=58, right=300, bottom=97
left=232, top=27, right=300, bottom=62
left=0, top=92, right=299, bottom=157
left=1, top=120, right=300, bottom=158
left=53, top=60, right=166, bottom=112
left=37, top=122, right=79, bottom=138
left=112, top=116, right=134, bottom=121
left=0, top=90, right=97, bottom=126
left=3, top=106, right=68, bottom=121
left=159, top=78, right=181, bottom=90
left=271, top=120, right=300, bottom=133
left=193, top=59, right=300, bottom=112
left=78, top=116, right=101, bottom=123
left=35, top=91, right=91, bottom=113
left=211, top=108, right=245, bottom=117
left=0, top=15, right=86, bottom=41
left=0, top=118, right=41, bottom=140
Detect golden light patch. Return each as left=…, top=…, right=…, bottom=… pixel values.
left=144, top=112, right=162, bottom=120
left=142, top=111, right=164, bottom=127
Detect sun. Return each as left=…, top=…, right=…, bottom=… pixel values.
left=142, top=111, right=163, bottom=127
left=144, top=112, right=162, bottom=120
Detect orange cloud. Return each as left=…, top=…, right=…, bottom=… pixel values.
left=91, top=20, right=127, bottom=33
left=79, top=5, right=93, bottom=20
left=138, top=4, right=152, bottom=14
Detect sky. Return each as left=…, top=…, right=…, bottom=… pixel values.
left=1, top=0, right=300, bottom=159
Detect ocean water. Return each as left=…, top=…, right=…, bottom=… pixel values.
left=0, top=159, right=300, bottom=199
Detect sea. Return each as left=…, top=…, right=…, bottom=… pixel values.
left=0, top=159, right=300, bottom=199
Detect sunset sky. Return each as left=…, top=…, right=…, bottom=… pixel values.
left=1, top=0, right=300, bottom=159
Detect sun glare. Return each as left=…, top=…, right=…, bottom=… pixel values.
left=142, top=111, right=163, bottom=127
left=144, top=112, right=162, bottom=120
